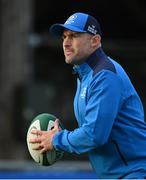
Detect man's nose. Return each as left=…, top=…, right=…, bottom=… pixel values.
left=63, top=37, right=71, bottom=46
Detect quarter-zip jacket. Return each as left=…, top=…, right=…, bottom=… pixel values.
left=52, top=47, right=146, bottom=178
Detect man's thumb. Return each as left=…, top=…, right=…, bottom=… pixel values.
left=53, top=119, right=60, bottom=131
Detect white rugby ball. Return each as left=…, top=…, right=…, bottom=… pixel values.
left=26, top=113, right=64, bottom=166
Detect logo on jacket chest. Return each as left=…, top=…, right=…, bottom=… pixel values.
left=80, top=87, right=87, bottom=99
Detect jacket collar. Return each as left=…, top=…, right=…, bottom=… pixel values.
left=73, top=47, right=107, bottom=78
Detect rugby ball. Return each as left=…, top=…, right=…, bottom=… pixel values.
left=26, top=113, right=64, bottom=166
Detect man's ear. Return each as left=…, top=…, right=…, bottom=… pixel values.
left=91, top=34, right=101, bottom=48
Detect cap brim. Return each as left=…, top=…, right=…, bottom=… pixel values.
left=49, top=23, right=86, bottom=36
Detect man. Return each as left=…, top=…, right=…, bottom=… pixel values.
left=30, top=12, right=146, bottom=178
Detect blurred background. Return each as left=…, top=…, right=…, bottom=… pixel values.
left=0, top=0, right=146, bottom=178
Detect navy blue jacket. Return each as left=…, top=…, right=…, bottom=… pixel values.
left=53, top=47, right=146, bottom=178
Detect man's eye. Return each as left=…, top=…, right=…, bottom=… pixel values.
left=61, top=33, right=80, bottom=40
left=61, top=36, right=65, bottom=40
left=72, top=33, right=80, bottom=38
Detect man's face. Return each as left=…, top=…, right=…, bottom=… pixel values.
left=62, top=30, right=95, bottom=65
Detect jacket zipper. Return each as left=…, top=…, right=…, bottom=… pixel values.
left=77, top=75, right=82, bottom=125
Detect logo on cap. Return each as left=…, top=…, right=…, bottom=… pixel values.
left=87, top=25, right=97, bottom=35
left=65, top=14, right=77, bottom=25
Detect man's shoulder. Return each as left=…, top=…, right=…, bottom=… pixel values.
left=93, top=57, right=117, bottom=77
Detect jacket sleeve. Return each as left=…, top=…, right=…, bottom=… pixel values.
left=52, top=71, right=123, bottom=154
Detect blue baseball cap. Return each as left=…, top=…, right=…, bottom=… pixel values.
left=49, top=12, right=102, bottom=36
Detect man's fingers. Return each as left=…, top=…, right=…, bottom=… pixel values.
left=28, top=120, right=60, bottom=152
left=53, top=119, right=60, bottom=131
left=40, top=148, right=46, bottom=154
left=29, top=129, right=41, bottom=144
left=29, top=136, right=42, bottom=143
left=32, top=144, right=43, bottom=150
left=32, top=144, right=48, bottom=153
left=31, top=129, right=42, bottom=136
left=29, top=129, right=43, bottom=143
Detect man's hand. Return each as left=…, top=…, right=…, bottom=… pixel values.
left=29, top=119, right=60, bottom=154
